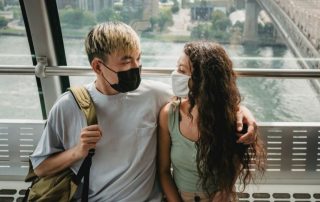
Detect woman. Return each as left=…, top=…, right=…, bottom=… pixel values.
left=157, top=41, right=265, bottom=202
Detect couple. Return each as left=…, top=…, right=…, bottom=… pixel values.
left=30, top=22, right=265, bottom=201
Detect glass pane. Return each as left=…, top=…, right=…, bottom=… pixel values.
left=0, top=2, right=42, bottom=119
left=238, top=78, right=320, bottom=122
left=56, top=0, right=320, bottom=122
left=142, top=75, right=320, bottom=122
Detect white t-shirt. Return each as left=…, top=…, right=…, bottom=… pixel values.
left=30, top=80, right=172, bottom=202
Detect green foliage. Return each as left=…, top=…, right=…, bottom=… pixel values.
left=0, top=27, right=26, bottom=35
left=158, top=8, right=173, bottom=32
left=229, top=21, right=244, bottom=42
left=191, top=21, right=231, bottom=41
left=96, top=8, right=121, bottom=22
left=171, top=0, right=179, bottom=14
left=113, top=4, right=123, bottom=11
left=212, top=30, right=230, bottom=41
left=260, top=22, right=274, bottom=34
left=11, top=6, right=21, bottom=20
left=0, top=1, right=4, bottom=10
left=60, top=8, right=96, bottom=29
left=171, top=4, right=179, bottom=13
left=210, top=10, right=231, bottom=32
left=211, top=10, right=227, bottom=24
left=119, top=7, right=130, bottom=23
left=233, top=21, right=244, bottom=31
left=227, top=6, right=236, bottom=15
left=191, top=10, right=232, bottom=41
left=141, top=33, right=190, bottom=42
left=0, top=16, right=8, bottom=28
left=181, top=0, right=190, bottom=8
left=191, top=23, right=211, bottom=39
left=213, top=17, right=231, bottom=31
left=146, top=8, right=173, bottom=32
left=149, top=16, right=157, bottom=31
left=121, top=4, right=143, bottom=24
left=258, top=22, right=274, bottom=40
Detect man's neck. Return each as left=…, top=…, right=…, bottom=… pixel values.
left=95, top=79, right=119, bottom=95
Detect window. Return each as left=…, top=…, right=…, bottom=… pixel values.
left=56, top=0, right=320, bottom=122
left=0, top=1, right=42, bottom=119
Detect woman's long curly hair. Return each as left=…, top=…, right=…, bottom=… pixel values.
left=184, top=41, right=265, bottom=199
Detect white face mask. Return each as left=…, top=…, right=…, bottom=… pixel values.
left=171, top=70, right=190, bottom=97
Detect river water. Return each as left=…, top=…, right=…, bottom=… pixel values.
left=0, top=35, right=320, bottom=121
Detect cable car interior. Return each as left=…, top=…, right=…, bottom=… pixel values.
left=0, top=0, right=320, bottom=201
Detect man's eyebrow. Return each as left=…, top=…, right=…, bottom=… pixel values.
left=120, top=55, right=132, bottom=61
left=120, top=53, right=141, bottom=61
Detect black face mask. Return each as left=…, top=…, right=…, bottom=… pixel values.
left=100, top=62, right=142, bottom=93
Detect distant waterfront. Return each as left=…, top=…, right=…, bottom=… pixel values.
left=0, top=35, right=320, bottom=122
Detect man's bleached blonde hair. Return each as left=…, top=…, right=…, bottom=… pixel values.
left=85, top=21, right=140, bottom=63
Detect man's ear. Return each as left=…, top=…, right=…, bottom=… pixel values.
left=91, top=58, right=102, bottom=74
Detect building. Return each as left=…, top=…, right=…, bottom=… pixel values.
left=191, top=0, right=234, bottom=21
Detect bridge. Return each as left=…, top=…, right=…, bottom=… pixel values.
left=243, top=0, right=320, bottom=69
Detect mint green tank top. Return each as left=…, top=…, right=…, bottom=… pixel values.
left=168, top=101, right=216, bottom=193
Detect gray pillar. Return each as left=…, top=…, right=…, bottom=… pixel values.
left=243, top=0, right=259, bottom=44
left=236, top=0, right=245, bottom=9
left=23, top=0, right=63, bottom=115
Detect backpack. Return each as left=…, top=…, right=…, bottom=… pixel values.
left=23, top=86, right=97, bottom=202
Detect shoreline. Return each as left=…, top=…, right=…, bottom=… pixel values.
left=0, top=29, right=287, bottom=47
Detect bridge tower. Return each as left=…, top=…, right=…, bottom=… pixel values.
left=243, top=0, right=260, bottom=44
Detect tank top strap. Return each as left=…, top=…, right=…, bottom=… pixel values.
left=168, top=98, right=181, bottom=135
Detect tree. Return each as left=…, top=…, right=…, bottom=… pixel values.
left=0, top=16, right=8, bottom=28
left=0, top=1, right=4, bottom=10
left=264, top=22, right=274, bottom=34
left=157, top=8, right=173, bottom=32
left=211, top=10, right=226, bottom=24
left=96, top=8, right=121, bottom=22
left=149, top=16, right=157, bottom=31
left=12, top=6, right=22, bottom=20
left=113, top=4, right=123, bottom=11
left=227, top=6, right=236, bottom=15
left=82, top=12, right=96, bottom=27
left=233, top=21, right=244, bottom=31
left=210, top=10, right=231, bottom=32
left=191, top=23, right=211, bottom=39
left=213, top=18, right=231, bottom=31
left=212, top=30, right=230, bottom=41
left=120, top=3, right=143, bottom=24
left=60, top=8, right=96, bottom=29
left=171, top=0, right=179, bottom=14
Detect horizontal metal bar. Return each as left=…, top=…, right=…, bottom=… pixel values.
left=0, top=66, right=35, bottom=75
left=3, top=54, right=320, bottom=61
left=1, top=65, right=320, bottom=78
left=235, top=68, right=320, bottom=78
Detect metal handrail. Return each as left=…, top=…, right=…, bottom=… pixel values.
left=1, top=65, right=320, bottom=78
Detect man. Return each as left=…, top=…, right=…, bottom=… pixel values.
left=30, top=22, right=257, bottom=201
